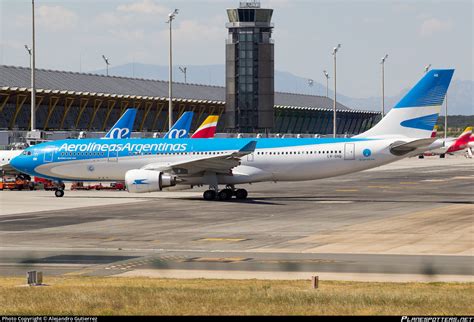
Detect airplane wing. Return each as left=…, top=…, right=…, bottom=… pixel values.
left=142, top=141, right=257, bottom=176
left=390, top=138, right=436, bottom=156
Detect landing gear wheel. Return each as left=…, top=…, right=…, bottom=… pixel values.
left=218, top=189, right=233, bottom=201
left=235, top=189, right=248, bottom=200
left=203, top=190, right=216, bottom=201
left=440, top=153, right=446, bottom=159
left=55, top=189, right=64, bottom=198
left=418, top=155, right=424, bottom=159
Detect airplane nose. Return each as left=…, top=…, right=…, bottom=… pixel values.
left=9, top=154, right=21, bottom=170
left=10, top=154, right=29, bottom=173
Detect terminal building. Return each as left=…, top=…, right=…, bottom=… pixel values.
left=0, top=65, right=379, bottom=145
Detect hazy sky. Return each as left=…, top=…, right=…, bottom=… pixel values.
left=0, top=0, right=472, bottom=98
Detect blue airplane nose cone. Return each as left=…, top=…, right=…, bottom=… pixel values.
left=9, top=154, right=23, bottom=170
left=10, top=153, right=30, bottom=173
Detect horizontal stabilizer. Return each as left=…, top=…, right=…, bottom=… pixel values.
left=390, top=138, right=436, bottom=156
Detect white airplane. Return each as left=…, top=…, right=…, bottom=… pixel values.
left=0, top=150, right=24, bottom=175
left=10, top=69, right=454, bottom=200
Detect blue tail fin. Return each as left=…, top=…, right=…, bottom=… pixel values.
left=104, top=108, right=137, bottom=139
left=357, top=69, right=454, bottom=139
left=164, top=111, right=194, bottom=138
left=394, top=69, right=454, bottom=108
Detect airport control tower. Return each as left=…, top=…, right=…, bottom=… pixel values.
left=225, top=1, right=274, bottom=133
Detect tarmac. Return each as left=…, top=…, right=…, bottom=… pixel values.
left=0, top=154, right=472, bottom=282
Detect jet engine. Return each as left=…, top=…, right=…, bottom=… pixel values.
left=125, top=169, right=176, bottom=193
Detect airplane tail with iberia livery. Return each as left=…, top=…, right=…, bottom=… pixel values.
left=191, top=115, right=219, bottom=138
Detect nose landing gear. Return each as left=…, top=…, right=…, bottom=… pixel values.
left=54, top=189, right=64, bottom=198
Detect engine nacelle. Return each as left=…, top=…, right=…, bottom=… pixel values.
left=125, top=169, right=176, bottom=193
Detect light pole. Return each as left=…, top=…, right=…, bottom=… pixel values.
left=102, top=55, right=110, bottom=76
left=30, top=0, right=36, bottom=131
left=24, top=45, right=32, bottom=69
left=179, top=66, right=187, bottom=83
left=332, top=44, right=341, bottom=138
left=424, top=64, right=431, bottom=74
left=444, top=92, right=448, bottom=142
left=323, top=70, right=329, bottom=98
left=380, top=54, right=388, bottom=118
left=167, top=8, right=179, bottom=130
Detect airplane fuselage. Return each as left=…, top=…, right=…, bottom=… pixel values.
left=12, top=137, right=401, bottom=185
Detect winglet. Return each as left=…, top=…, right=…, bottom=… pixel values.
left=239, top=140, right=257, bottom=153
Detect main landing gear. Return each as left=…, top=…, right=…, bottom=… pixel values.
left=203, top=185, right=248, bottom=201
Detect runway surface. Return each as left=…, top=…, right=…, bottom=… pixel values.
left=0, top=155, right=472, bottom=281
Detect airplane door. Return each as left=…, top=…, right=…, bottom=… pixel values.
left=344, top=143, right=355, bottom=160
left=43, top=150, right=54, bottom=163
left=108, top=150, right=118, bottom=162
left=247, top=153, right=254, bottom=162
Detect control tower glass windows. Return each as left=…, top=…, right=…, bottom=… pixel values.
left=238, top=9, right=255, bottom=22
left=228, top=8, right=272, bottom=23
left=227, top=9, right=238, bottom=22
left=255, top=9, right=272, bottom=23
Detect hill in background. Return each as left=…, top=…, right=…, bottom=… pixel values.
left=93, top=63, right=473, bottom=115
